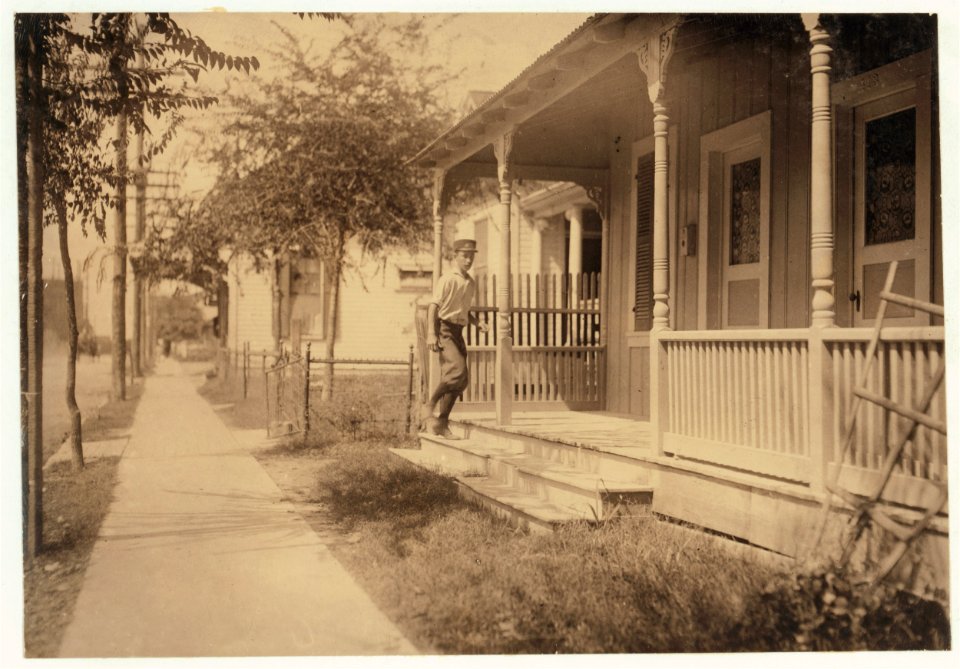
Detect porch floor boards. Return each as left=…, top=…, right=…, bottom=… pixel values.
left=455, top=410, right=653, bottom=460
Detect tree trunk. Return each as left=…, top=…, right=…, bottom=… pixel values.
left=23, top=19, right=45, bottom=559
left=131, top=44, right=146, bottom=378
left=320, top=229, right=344, bottom=402
left=218, top=277, right=229, bottom=347
left=17, top=16, right=31, bottom=560
left=112, top=103, right=128, bottom=400
left=57, top=201, right=84, bottom=470
left=272, top=257, right=282, bottom=352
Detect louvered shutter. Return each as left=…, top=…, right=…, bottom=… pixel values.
left=634, top=153, right=655, bottom=331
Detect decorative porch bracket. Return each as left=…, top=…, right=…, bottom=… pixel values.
left=637, top=22, right=679, bottom=455
left=493, top=131, right=515, bottom=425
left=803, top=13, right=837, bottom=328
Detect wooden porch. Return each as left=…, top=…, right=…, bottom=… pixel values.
left=454, top=409, right=650, bottom=457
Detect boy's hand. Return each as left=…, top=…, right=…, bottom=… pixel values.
left=428, top=335, right=441, bottom=352
left=476, top=322, right=489, bottom=333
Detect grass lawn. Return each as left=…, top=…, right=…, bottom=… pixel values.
left=41, top=349, right=116, bottom=463
left=23, top=376, right=144, bottom=658
left=217, top=366, right=949, bottom=653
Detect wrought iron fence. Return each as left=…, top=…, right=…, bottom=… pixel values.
left=264, top=349, right=308, bottom=438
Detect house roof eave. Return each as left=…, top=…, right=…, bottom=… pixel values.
left=411, top=12, right=684, bottom=173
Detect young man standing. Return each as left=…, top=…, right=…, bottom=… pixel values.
left=424, top=238, right=488, bottom=438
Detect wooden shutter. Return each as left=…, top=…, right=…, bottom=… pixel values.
left=634, top=152, right=655, bottom=331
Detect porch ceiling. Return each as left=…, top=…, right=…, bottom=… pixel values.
left=412, top=13, right=682, bottom=183
left=447, top=55, right=643, bottom=184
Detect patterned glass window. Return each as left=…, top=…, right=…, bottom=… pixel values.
left=865, top=107, right=916, bottom=245
left=729, top=157, right=761, bottom=265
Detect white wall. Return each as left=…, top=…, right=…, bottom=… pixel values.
left=226, top=254, right=275, bottom=352
left=332, top=242, right=431, bottom=361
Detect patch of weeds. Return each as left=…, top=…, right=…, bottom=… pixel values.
left=258, top=431, right=339, bottom=459
left=24, top=457, right=120, bottom=657
left=732, top=565, right=950, bottom=651
left=317, top=441, right=460, bottom=533
left=316, top=447, right=789, bottom=654
left=312, top=372, right=414, bottom=442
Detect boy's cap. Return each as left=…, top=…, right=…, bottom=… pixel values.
left=453, top=239, right=478, bottom=253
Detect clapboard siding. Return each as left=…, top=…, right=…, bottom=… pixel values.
left=334, top=245, right=430, bottom=360
left=227, top=255, right=275, bottom=352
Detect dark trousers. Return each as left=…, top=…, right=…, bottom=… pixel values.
left=429, top=320, right=468, bottom=420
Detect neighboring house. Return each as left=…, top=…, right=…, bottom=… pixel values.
left=408, top=13, right=947, bottom=591
left=454, top=181, right=601, bottom=280
left=223, top=239, right=433, bottom=362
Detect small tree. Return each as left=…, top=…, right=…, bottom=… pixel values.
left=43, top=32, right=114, bottom=470
left=16, top=11, right=259, bottom=555
left=181, top=16, right=454, bottom=399
left=154, top=294, right=206, bottom=344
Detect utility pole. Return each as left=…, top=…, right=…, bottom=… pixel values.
left=111, top=14, right=130, bottom=400
left=132, top=30, right=146, bottom=377
left=132, top=106, right=145, bottom=377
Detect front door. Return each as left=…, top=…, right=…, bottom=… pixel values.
left=720, top=144, right=766, bottom=329
left=697, top=111, right=771, bottom=330
left=835, top=51, right=933, bottom=326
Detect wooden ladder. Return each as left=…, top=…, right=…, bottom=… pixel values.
left=809, top=261, right=947, bottom=583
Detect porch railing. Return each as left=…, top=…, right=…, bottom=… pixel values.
left=654, top=325, right=947, bottom=507
left=822, top=328, right=947, bottom=507
left=659, top=330, right=812, bottom=482
left=421, top=272, right=604, bottom=408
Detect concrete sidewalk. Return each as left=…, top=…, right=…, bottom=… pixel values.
left=58, top=358, right=417, bottom=657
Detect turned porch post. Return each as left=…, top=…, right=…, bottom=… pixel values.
left=431, top=169, right=447, bottom=290
left=802, top=14, right=837, bottom=492
left=531, top=218, right=547, bottom=307
left=638, top=25, right=678, bottom=454
left=493, top=132, right=515, bottom=425
left=566, top=205, right=584, bottom=279
left=803, top=14, right=836, bottom=328
left=429, top=169, right=447, bottom=396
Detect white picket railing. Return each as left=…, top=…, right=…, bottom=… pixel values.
left=659, top=330, right=812, bottom=482
left=460, top=272, right=604, bottom=408
left=822, top=328, right=947, bottom=507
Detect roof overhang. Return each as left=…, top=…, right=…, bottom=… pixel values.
left=519, top=182, right=590, bottom=219
left=411, top=13, right=683, bottom=183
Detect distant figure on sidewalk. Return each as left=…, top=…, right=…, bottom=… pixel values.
left=424, top=239, right=487, bottom=438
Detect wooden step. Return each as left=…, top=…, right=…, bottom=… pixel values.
left=390, top=448, right=594, bottom=533
left=453, top=420, right=654, bottom=483
left=413, top=431, right=653, bottom=522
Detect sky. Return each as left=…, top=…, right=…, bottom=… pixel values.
left=156, top=11, right=594, bottom=199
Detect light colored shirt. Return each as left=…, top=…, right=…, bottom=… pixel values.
left=431, top=271, right=476, bottom=326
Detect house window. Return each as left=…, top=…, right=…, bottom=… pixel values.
left=864, top=107, right=916, bottom=246
left=729, top=157, right=761, bottom=265
left=289, top=256, right=325, bottom=338
left=398, top=268, right=432, bottom=292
